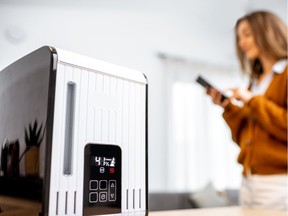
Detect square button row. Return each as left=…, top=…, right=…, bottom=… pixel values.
left=89, top=192, right=108, bottom=203
left=90, top=180, right=108, bottom=190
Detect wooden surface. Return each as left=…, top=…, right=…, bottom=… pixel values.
left=0, top=195, right=41, bottom=216
left=150, top=206, right=287, bottom=216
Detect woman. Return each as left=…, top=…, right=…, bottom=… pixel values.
left=207, top=11, right=287, bottom=210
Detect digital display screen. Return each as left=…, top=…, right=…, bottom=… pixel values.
left=83, top=143, right=121, bottom=216
left=92, top=156, right=116, bottom=167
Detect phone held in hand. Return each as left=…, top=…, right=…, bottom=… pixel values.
left=196, top=75, right=228, bottom=102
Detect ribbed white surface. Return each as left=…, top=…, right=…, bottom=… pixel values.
left=49, top=54, right=147, bottom=216
left=56, top=48, right=147, bottom=85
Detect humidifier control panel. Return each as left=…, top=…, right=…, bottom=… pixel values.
left=83, top=144, right=121, bottom=215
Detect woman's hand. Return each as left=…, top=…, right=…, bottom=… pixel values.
left=229, top=88, right=253, bottom=103
left=206, top=87, right=230, bottom=108
left=206, top=87, right=253, bottom=108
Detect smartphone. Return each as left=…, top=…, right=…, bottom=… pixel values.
left=196, top=75, right=228, bottom=102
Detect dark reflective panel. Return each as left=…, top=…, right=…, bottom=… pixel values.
left=0, top=47, right=56, bottom=215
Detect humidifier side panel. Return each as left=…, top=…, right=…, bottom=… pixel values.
left=49, top=55, right=147, bottom=216
left=81, top=68, right=147, bottom=215
left=121, top=80, right=147, bottom=213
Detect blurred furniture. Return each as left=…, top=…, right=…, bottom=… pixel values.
left=149, top=189, right=239, bottom=211
left=150, top=206, right=287, bottom=216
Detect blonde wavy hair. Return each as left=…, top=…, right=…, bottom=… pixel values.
left=235, top=11, right=287, bottom=79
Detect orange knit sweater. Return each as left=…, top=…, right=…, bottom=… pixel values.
left=223, top=67, right=287, bottom=176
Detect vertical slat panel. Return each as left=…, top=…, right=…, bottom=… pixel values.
left=75, top=69, right=89, bottom=216
left=134, top=84, right=141, bottom=210
left=122, top=80, right=130, bottom=212
left=94, top=108, right=102, bottom=141
left=116, top=79, right=123, bottom=146
left=102, top=76, right=110, bottom=142
left=86, top=72, right=96, bottom=142
left=109, top=110, right=116, bottom=143
left=141, top=85, right=147, bottom=210
left=109, top=77, right=117, bottom=143
left=128, top=82, right=135, bottom=210
left=96, top=74, right=103, bottom=93
left=102, top=109, right=109, bottom=142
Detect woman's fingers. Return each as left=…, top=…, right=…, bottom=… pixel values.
left=206, top=87, right=229, bottom=108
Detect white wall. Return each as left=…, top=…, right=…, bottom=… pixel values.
left=0, top=0, right=286, bottom=191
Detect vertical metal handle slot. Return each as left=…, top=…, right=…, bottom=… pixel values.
left=63, top=81, right=76, bottom=175
left=74, top=191, right=77, bottom=214
left=65, top=191, right=68, bottom=215
left=56, top=192, right=59, bottom=215
left=133, top=189, right=135, bottom=209
left=139, top=189, right=141, bottom=209
left=126, top=189, right=129, bottom=210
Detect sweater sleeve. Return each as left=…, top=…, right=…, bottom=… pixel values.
left=222, top=102, right=250, bottom=144
left=247, top=95, right=287, bottom=142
